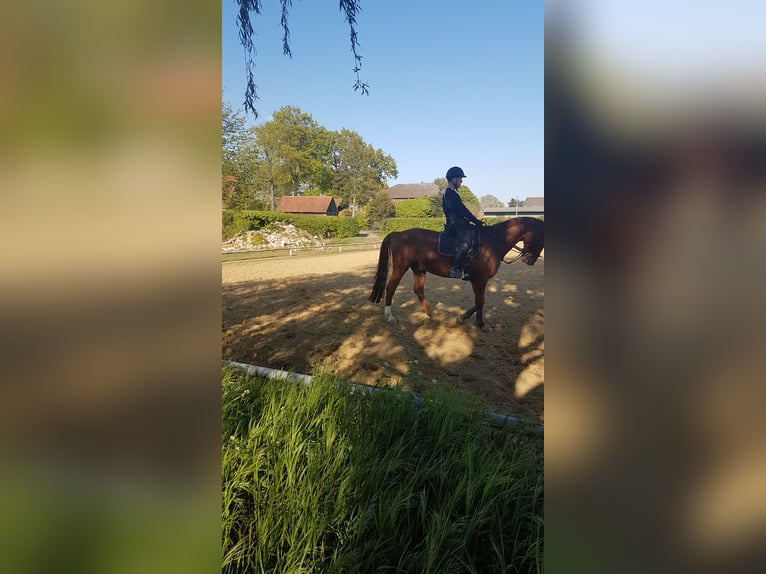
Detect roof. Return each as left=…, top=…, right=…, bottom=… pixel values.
left=387, top=183, right=441, bottom=200
left=276, top=195, right=337, bottom=214
left=523, top=196, right=545, bottom=207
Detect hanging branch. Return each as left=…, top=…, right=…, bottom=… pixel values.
left=235, top=0, right=369, bottom=117
left=339, top=0, right=370, bottom=95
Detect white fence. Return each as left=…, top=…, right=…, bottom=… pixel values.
left=223, top=241, right=381, bottom=258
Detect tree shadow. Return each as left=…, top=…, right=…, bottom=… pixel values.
left=223, top=259, right=544, bottom=420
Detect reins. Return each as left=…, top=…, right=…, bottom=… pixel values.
left=502, top=245, right=525, bottom=264
left=485, top=226, right=526, bottom=264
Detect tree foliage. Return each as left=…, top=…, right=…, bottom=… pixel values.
left=252, top=106, right=326, bottom=207
left=222, top=103, right=397, bottom=211
left=479, top=194, right=505, bottom=210
left=366, top=190, right=395, bottom=228
left=326, top=128, right=398, bottom=208
left=222, top=103, right=261, bottom=209
left=234, top=0, right=369, bottom=117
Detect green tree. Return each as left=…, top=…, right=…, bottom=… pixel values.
left=479, top=194, right=505, bottom=210
left=252, top=106, right=326, bottom=207
left=326, top=128, right=397, bottom=209
left=222, top=102, right=259, bottom=209
left=234, top=1, right=368, bottom=117
left=366, top=190, right=395, bottom=229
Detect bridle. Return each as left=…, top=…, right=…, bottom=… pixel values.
left=484, top=225, right=533, bottom=264
left=502, top=244, right=526, bottom=264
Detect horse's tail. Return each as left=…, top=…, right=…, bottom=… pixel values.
left=369, top=234, right=391, bottom=304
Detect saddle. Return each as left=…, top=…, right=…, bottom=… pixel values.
left=437, top=226, right=481, bottom=257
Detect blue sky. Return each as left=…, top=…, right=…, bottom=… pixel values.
left=222, top=1, right=544, bottom=206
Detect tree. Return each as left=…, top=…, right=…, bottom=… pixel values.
left=508, top=198, right=518, bottom=207
left=366, top=190, right=395, bottom=228
left=479, top=194, right=505, bottom=210
left=252, top=106, right=326, bottom=207
left=222, top=102, right=260, bottom=209
left=234, top=1, right=369, bottom=117
left=326, top=128, right=397, bottom=209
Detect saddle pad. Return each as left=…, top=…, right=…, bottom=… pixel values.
left=437, top=231, right=481, bottom=257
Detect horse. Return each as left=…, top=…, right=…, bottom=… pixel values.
left=369, top=217, right=544, bottom=328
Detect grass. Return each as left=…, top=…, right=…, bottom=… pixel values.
left=222, top=366, right=544, bottom=573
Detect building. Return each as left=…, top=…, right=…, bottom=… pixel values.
left=386, top=182, right=441, bottom=204
left=276, top=195, right=338, bottom=216
left=482, top=196, right=544, bottom=218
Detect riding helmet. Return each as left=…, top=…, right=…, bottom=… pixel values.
left=446, top=166, right=466, bottom=180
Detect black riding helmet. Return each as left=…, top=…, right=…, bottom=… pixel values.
left=446, top=166, right=466, bottom=180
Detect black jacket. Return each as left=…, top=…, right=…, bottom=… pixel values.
left=442, top=187, right=481, bottom=228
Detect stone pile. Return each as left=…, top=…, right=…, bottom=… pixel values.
left=223, top=223, right=324, bottom=252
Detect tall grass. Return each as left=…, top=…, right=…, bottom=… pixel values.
left=222, top=367, right=543, bottom=573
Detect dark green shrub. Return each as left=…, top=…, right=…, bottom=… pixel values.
left=395, top=198, right=438, bottom=218
left=380, top=217, right=446, bottom=233
left=222, top=210, right=360, bottom=239
left=222, top=210, right=250, bottom=240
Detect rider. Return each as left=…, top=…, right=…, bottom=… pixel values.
left=442, top=166, right=482, bottom=279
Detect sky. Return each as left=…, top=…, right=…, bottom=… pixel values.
left=221, top=1, right=544, bottom=206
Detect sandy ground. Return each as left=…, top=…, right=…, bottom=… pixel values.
left=222, top=248, right=544, bottom=422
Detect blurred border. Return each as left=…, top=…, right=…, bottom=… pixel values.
left=1, top=1, right=222, bottom=572
left=546, top=1, right=766, bottom=572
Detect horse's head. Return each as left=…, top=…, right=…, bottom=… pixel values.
left=521, top=222, right=544, bottom=265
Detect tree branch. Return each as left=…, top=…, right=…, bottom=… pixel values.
left=234, top=0, right=369, bottom=117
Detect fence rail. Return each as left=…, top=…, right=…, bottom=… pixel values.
left=223, top=241, right=381, bottom=260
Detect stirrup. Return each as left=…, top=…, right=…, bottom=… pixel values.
left=448, top=267, right=462, bottom=278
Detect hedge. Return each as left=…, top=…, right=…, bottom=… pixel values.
left=380, top=216, right=514, bottom=234
left=380, top=217, right=445, bottom=233
left=222, top=210, right=360, bottom=239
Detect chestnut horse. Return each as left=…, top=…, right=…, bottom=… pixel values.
left=369, top=217, right=544, bottom=327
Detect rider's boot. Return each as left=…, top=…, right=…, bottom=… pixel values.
left=448, top=244, right=470, bottom=279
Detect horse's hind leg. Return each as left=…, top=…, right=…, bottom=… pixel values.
left=383, top=264, right=407, bottom=322
left=412, top=269, right=433, bottom=318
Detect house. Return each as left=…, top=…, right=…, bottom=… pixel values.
left=523, top=196, right=545, bottom=208
left=276, top=195, right=338, bottom=216
left=482, top=197, right=544, bottom=218
left=386, top=182, right=441, bottom=204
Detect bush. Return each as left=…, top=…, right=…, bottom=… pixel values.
left=222, top=210, right=250, bottom=240
left=222, top=210, right=360, bottom=239
left=395, top=198, right=438, bottom=218
left=380, top=217, right=446, bottom=233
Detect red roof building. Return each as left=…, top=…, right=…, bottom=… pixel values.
left=276, top=195, right=338, bottom=216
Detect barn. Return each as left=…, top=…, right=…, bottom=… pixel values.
left=276, top=196, right=339, bottom=216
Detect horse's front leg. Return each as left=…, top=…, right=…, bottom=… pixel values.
left=412, top=270, right=433, bottom=318
left=468, top=279, right=488, bottom=327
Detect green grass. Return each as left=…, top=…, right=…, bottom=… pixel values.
left=222, top=367, right=544, bottom=573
